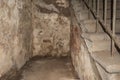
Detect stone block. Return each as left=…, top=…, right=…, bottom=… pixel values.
left=32, top=0, right=70, bottom=57
left=81, top=20, right=103, bottom=33
left=92, top=51, right=120, bottom=73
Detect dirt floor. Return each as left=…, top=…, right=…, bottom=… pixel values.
left=10, top=57, right=79, bottom=80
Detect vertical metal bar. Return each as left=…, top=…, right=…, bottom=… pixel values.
left=104, top=0, right=107, bottom=25
left=92, top=0, right=94, bottom=9
left=97, top=0, right=99, bottom=17
left=88, top=0, right=90, bottom=19
left=95, top=0, right=97, bottom=13
left=79, top=0, right=82, bottom=3
left=93, top=0, right=95, bottom=11
left=96, top=0, right=99, bottom=32
left=111, top=0, right=117, bottom=56
left=82, top=0, right=85, bottom=9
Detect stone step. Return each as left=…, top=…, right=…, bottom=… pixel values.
left=82, top=33, right=120, bottom=52
left=78, top=4, right=88, bottom=10
left=75, top=11, right=94, bottom=22
left=79, top=10, right=91, bottom=20
left=91, top=50, right=120, bottom=73
left=79, top=0, right=120, bottom=9
left=99, top=2, right=120, bottom=10
left=95, top=59, right=120, bottom=80
left=106, top=20, right=120, bottom=33
left=91, top=50, right=120, bottom=80
left=85, top=40, right=111, bottom=52
left=72, top=1, right=93, bottom=21
left=99, top=10, right=120, bottom=19
left=82, top=33, right=111, bottom=52
left=80, top=18, right=120, bottom=33
left=81, top=20, right=103, bottom=33
left=82, top=33, right=110, bottom=41
left=72, top=3, right=86, bottom=12
left=79, top=0, right=120, bottom=10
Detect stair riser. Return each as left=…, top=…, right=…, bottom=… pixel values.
left=79, top=11, right=94, bottom=20
left=99, top=12, right=120, bottom=19
left=85, top=40, right=111, bottom=52
left=82, top=19, right=120, bottom=33
left=96, top=62, right=120, bottom=80
left=82, top=21, right=104, bottom=33
left=82, top=33, right=110, bottom=41
left=107, top=21, right=120, bottom=33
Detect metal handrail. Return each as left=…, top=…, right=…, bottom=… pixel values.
left=81, top=0, right=119, bottom=54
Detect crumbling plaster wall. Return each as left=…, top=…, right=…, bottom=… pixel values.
left=32, top=0, right=71, bottom=57
left=70, top=11, right=101, bottom=80
left=0, top=0, right=71, bottom=79
left=0, top=0, right=32, bottom=78
left=70, top=0, right=102, bottom=80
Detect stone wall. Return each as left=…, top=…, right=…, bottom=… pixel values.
left=70, top=0, right=102, bottom=79
left=32, top=0, right=71, bottom=57
left=0, top=0, right=71, bottom=79
left=0, top=0, right=32, bottom=78
left=70, top=12, right=101, bottom=80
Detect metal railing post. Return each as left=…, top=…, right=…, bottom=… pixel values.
left=96, top=0, right=99, bottom=32
left=111, top=0, right=117, bottom=56
left=88, top=0, right=91, bottom=19
left=82, top=0, right=120, bottom=50
left=92, top=0, right=94, bottom=10
left=104, top=0, right=107, bottom=25
left=82, top=0, right=85, bottom=9
left=93, top=0, right=96, bottom=12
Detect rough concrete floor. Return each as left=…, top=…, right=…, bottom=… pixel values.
left=11, top=57, right=79, bottom=80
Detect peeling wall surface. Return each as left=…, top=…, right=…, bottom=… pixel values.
left=0, top=0, right=70, bottom=78
left=0, top=0, right=32, bottom=77
left=32, top=0, right=70, bottom=57
left=70, top=12, right=101, bottom=80
left=70, top=0, right=102, bottom=80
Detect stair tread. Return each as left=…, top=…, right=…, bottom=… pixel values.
left=82, top=33, right=110, bottom=41
left=91, top=50, right=120, bottom=73
left=82, top=20, right=96, bottom=24
left=83, top=33, right=120, bottom=41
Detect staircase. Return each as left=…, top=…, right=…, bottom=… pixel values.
left=71, top=0, right=120, bottom=80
